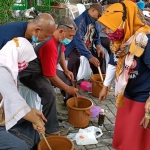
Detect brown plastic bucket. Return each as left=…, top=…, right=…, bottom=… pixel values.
left=67, top=97, right=93, bottom=128
left=90, top=74, right=105, bottom=98
left=38, top=136, right=74, bottom=150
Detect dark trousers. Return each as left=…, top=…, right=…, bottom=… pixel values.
left=67, top=48, right=106, bottom=79
left=100, top=37, right=111, bottom=55
left=67, top=48, right=80, bottom=80
left=0, top=119, right=40, bottom=150
left=90, top=49, right=106, bottom=74
left=19, top=70, right=72, bottom=134
left=56, top=70, right=73, bottom=100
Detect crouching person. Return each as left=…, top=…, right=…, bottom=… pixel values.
left=19, top=17, right=78, bottom=136
left=65, top=3, right=106, bottom=80
left=0, top=37, right=46, bottom=150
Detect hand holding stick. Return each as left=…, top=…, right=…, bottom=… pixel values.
left=72, top=80, right=78, bottom=107
left=97, top=66, right=103, bottom=82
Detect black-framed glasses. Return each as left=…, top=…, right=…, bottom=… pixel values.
left=58, top=24, right=78, bottom=31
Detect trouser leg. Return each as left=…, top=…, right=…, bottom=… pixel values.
left=67, top=48, right=80, bottom=80
left=57, top=69, right=73, bottom=101
left=100, top=37, right=111, bottom=55
left=0, top=119, right=40, bottom=150
left=90, top=50, right=106, bottom=74
left=10, top=119, right=40, bottom=150
left=0, top=126, right=30, bottom=150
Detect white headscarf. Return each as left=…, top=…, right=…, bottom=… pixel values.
left=0, top=37, right=37, bottom=130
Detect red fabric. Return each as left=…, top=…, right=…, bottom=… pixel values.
left=112, top=97, right=150, bottom=150
left=18, top=61, right=28, bottom=72
left=38, top=36, right=65, bottom=76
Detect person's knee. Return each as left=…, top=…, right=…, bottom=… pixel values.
left=44, top=88, right=56, bottom=98
left=65, top=78, right=72, bottom=86
left=40, top=87, right=56, bottom=106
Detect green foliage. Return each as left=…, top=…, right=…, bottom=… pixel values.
left=0, top=0, right=17, bottom=24
left=0, top=0, right=67, bottom=25
left=34, top=0, right=66, bottom=11
left=50, top=0, right=65, bottom=6
left=0, top=0, right=29, bottom=25
left=34, top=0, right=50, bottom=11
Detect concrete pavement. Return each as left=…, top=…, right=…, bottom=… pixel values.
left=56, top=86, right=116, bottom=150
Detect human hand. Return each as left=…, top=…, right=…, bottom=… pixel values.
left=32, top=119, right=45, bottom=134
left=31, top=108, right=47, bottom=122
left=31, top=108, right=47, bottom=134
left=66, top=86, right=78, bottom=96
left=145, top=97, right=150, bottom=114
left=64, top=70, right=74, bottom=81
left=89, top=57, right=100, bottom=67
left=99, top=86, right=108, bottom=102
left=96, top=48, right=105, bottom=58
left=140, top=97, right=150, bottom=129
left=140, top=114, right=150, bottom=129
left=103, top=28, right=109, bottom=35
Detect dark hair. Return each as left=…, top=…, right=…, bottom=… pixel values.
left=136, top=0, right=140, bottom=2
left=121, top=2, right=127, bottom=22
left=57, top=17, right=77, bottom=30
left=101, top=0, right=119, bottom=5
left=108, top=0, right=119, bottom=4
left=143, top=0, right=149, bottom=2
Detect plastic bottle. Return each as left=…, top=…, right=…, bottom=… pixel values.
left=98, top=109, right=105, bottom=130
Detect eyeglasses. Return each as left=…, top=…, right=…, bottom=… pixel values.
left=58, top=24, right=78, bottom=31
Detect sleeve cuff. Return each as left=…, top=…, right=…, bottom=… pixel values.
left=86, top=54, right=93, bottom=59
left=5, top=105, right=31, bottom=131
left=103, top=64, right=116, bottom=87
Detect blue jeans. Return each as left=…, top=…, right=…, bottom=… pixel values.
left=0, top=119, right=40, bottom=150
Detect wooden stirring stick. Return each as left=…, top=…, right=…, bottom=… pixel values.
left=97, top=66, right=103, bottom=82
left=72, top=80, right=78, bottom=107
left=41, top=133, right=52, bottom=150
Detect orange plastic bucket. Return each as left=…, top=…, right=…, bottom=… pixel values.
left=67, top=97, right=93, bottom=128
left=38, top=136, right=74, bottom=150
left=90, top=74, right=105, bottom=98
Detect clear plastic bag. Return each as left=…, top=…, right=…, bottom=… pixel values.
left=75, top=126, right=103, bottom=145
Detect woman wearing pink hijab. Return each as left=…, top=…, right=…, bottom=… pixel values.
left=0, top=37, right=47, bottom=150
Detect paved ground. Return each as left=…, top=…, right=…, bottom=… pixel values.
left=56, top=85, right=116, bottom=150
